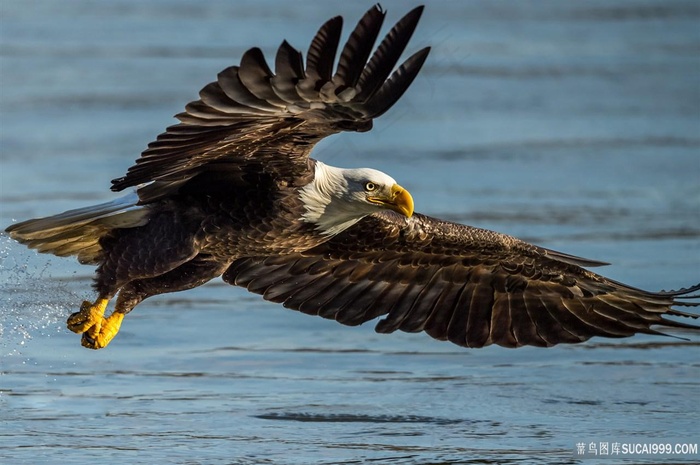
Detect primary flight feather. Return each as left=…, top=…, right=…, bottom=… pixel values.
left=6, top=5, right=699, bottom=350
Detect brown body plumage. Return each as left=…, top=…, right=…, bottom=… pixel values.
left=5, top=5, right=699, bottom=350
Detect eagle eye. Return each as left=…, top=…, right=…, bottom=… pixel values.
left=364, top=182, right=377, bottom=192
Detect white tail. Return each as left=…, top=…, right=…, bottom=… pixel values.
left=5, top=193, right=148, bottom=264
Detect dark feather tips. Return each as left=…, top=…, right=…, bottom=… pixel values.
left=111, top=5, right=428, bottom=193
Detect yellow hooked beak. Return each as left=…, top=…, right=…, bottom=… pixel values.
left=368, top=183, right=414, bottom=218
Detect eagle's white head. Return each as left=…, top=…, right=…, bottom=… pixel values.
left=299, top=161, right=414, bottom=236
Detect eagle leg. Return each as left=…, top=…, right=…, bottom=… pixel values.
left=66, top=298, right=124, bottom=349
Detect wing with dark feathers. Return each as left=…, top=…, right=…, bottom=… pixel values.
left=223, top=212, right=699, bottom=348
left=111, top=5, right=430, bottom=202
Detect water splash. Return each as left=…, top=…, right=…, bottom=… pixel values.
left=0, top=235, right=85, bottom=356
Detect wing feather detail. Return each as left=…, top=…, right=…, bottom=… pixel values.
left=298, top=16, right=342, bottom=100
left=111, top=5, right=429, bottom=196
left=271, top=41, right=305, bottom=104
left=356, top=6, right=425, bottom=102
left=238, top=49, right=280, bottom=102
left=331, top=5, right=385, bottom=94
left=223, top=212, right=699, bottom=348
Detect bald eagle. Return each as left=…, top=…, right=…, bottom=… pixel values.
left=6, top=5, right=699, bottom=350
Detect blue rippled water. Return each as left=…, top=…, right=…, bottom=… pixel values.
left=1, top=1, right=699, bottom=464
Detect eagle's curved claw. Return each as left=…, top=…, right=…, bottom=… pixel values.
left=67, top=299, right=108, bottom=334
left=67, top=298, right=123, bottom=349
left=80, top=312, right=124, bottom=350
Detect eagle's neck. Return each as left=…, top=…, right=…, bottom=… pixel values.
left=299, top=161, right=370, bottom=236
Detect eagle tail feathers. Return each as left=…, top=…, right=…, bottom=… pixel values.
left=5, top=192, right=147, bottom=264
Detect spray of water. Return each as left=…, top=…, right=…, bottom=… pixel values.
left=0, top=235, right=89, bottom=357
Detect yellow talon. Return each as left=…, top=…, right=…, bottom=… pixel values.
left=81, top=312, right=124, bottom=350
left=66, top=298, right=123, bottom=349
left=67, top=298, right=109, bottom=334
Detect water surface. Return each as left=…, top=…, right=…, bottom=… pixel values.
left=1, top=1, right=699, bottom=464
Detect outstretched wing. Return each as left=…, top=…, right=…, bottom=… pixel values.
left=111, top=5, right=429, bottom=201
left=223, top=212, right=700, bottom=348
